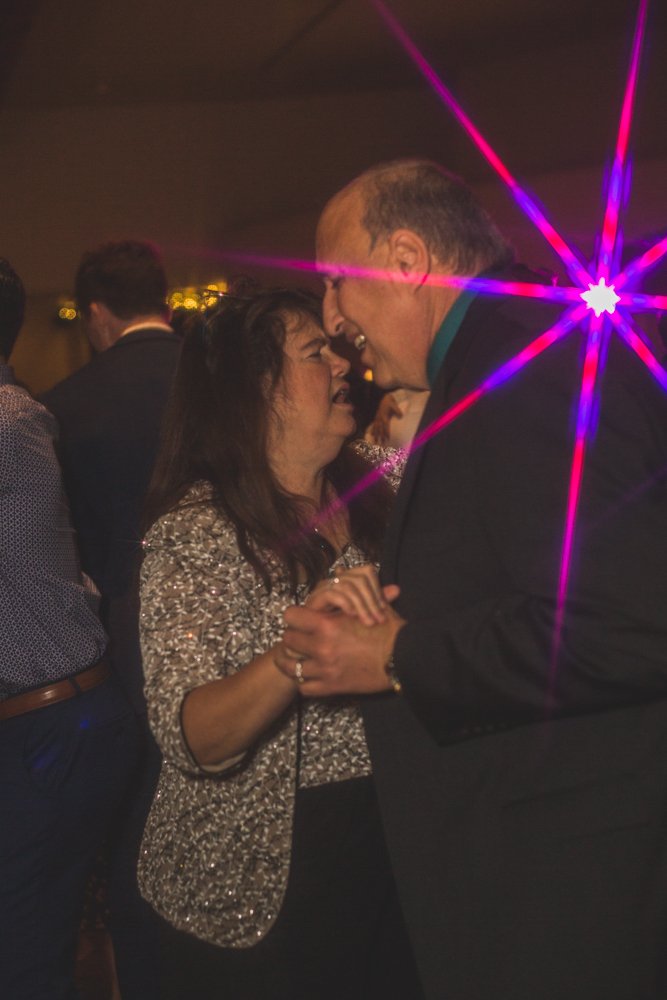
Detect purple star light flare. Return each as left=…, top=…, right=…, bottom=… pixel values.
left=210, top=0, right=667, bottom=691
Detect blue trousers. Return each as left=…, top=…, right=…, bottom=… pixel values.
left=0, top=678, right=141, bottom=1000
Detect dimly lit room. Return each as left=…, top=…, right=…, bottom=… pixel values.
left=2, top=2, right=667, bottom=998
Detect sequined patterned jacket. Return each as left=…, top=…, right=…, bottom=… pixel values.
left=138, top=447, right=400, bottom=948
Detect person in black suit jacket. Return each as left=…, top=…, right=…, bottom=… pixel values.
left=43, top=240, right=181, bottom=1000
left=276, top=161, right=667, bottom=999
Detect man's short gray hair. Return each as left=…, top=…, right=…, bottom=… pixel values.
left=358, top=160, right=514, bottom=275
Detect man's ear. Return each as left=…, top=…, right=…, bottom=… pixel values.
left=387, top=229, right=432, bottom=289
left=88, top=301, right=114, bottom=326
left=85, top=301, right=118, bottom=351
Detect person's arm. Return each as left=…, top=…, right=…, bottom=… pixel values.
left=364, top=392, right=402, bottom=446
left=140, top=506, right=298, bottom=773
left=181, top=649, right=296, bottom=768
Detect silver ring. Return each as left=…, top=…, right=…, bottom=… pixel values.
left=294, top=660, right=305, bottom=684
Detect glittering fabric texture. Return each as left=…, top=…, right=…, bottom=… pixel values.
left=138, top=443, right=402, bottom=947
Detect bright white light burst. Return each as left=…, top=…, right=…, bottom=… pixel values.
left=580, top=278, right=621, bottom=317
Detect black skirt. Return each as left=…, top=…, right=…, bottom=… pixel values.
left=156, top=775, right=424, bottom=1000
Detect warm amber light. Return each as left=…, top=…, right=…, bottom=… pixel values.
left=168, top=279, right=229, bottom=313
left=55, top=298, right=79, bottom=323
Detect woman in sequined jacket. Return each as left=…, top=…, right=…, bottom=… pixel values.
left=138, top=287, right=422, bottom=999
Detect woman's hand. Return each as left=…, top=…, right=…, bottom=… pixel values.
left=305, top=564, right=400, bottom=626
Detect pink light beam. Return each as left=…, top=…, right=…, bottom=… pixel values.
left=369, top=0, right=593, bottom=289
left=617, top=290, right=667, bottom=311
left=550, top=312, right=607, bottom=699
left=218, top=248, right=587, bottom=306
left=615, top=233, right=667, bottom=291
left=368, top=0, right=661, bottom=693
left=319, top=305, right=587, bottom=520
left=611, top=310, right=667, bottom=392
left=553, top=0, right=649, bottom=685
left=211, top=246, right=667, bottom=311
left=597, top=0, right=649, bottom=279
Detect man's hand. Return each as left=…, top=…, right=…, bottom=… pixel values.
left=366, top=392, right=402, bottom=446
left=275, top=601, right=405, bottom=697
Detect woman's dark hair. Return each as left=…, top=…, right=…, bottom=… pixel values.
left=144, top=285, right=394, bottom=592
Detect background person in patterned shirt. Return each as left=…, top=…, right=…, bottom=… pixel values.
left=0, top=256, right=140, bottom=1000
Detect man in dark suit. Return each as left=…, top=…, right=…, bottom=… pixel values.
left=43, top=240, right=181, bottom=999
left=279, top=161, right=667, bottom=998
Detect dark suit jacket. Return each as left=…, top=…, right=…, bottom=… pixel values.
left=43, top=328, right=181, bottom=710
left=363, top=273, right=667, bottom=999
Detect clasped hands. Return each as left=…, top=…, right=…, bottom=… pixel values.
left=273, top=564, right=405, bottom=697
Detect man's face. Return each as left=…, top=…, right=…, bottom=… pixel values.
left=316, top=192, right=431, bottom=390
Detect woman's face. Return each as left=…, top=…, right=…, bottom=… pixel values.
left=268, top=313, right=355, bottom=477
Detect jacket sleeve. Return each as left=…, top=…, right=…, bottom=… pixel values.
left=139, top=505, right=264, bottom=774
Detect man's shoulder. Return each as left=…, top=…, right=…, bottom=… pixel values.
left=0, top=382, right=57, bottom=471
left=113, top=326, right=180, bottom=346
left=1, top=379, right=51, bottom=427
left=465, top=265, right=558, bottom=326
left=93, top=329, right=181, bottom=383
left=112, top=327, right=181, bottom=360
left=42, top=353, right=103, bottom=408
left=451, top=266, right=564, bottom=366
left=43, top=328, right=180, bottom=413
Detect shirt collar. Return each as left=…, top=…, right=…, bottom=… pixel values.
left=119, top=320, right=173, bottom=339
left=426, top=288, right=477, bottom=387
left=0, top=363, right=16, bottom=387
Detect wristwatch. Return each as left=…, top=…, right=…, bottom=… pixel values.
left=385, top=654, right=402, bottom=695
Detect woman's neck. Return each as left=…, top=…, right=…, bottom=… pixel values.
left=273, top=460, right=350, bottom=552
left=274, top=458, right=326, bottom=506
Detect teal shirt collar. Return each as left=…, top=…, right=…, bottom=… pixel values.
left=426, top=289, right=477, bottom=387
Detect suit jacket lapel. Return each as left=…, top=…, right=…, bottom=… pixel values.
left=381, top=294, right=486, bottom=583
left=382, top=361, right=451, bottom=582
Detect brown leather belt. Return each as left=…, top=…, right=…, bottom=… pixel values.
left=0, top=658, right=111, bottom=722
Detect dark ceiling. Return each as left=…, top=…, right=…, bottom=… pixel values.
left=1, top=0, right=653, bottom=110
left=1, top=0, right=665, bottom=297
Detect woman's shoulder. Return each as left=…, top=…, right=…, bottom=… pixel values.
left=143, top=483, right=237, bottom=552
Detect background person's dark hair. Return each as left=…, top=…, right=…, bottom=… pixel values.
left=75, top=240, right=168, bottom=320
left=0, top=257, right=26, bottom=359
left=144, top=285, right=393, bottom=593
left=359, top=159, right=514, bottom=275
